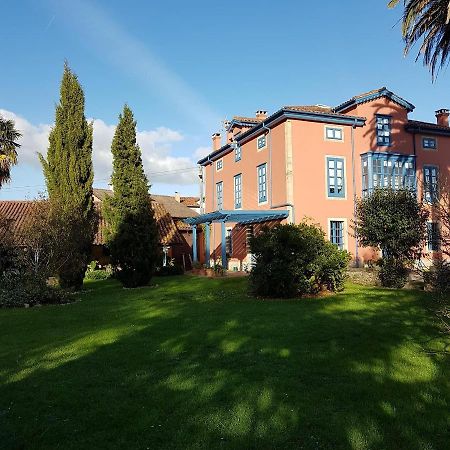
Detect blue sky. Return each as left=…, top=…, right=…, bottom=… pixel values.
left=1, top=0, right=449, bottom=200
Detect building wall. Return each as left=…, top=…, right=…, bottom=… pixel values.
left=202, top=97, right=450, bottom=267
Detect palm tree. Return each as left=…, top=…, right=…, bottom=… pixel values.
left=389, top=1, right=450, bottom=78
left=0, top=116, right=21, bottom=187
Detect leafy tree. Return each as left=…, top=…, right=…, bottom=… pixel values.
left=0, top=115, right=21, bottom=187
left=354, top=188, right=428, bottom=287
left=389, top=0, right=450, bottom=79
left=103, top=105, right=159, bottom=288
left=38, top=63, right=96, bottom=289
left=250, top=222, right=350, bottom=298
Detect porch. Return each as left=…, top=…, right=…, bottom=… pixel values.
left=184, top=209, right=289, bottom=269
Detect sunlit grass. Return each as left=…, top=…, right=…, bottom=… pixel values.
left=0, top=277, right=448, bottom=449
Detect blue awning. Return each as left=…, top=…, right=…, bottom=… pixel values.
left=184, top=209, right=289, bottom=226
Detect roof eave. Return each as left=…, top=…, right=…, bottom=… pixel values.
left=334, top=89, right=415, bottom=113
left=198, top=109, right=366, bottom=166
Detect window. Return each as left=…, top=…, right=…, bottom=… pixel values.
left=327, top=157, right=345, bottom=198
left=257, top=135, right=266, bottom=150
left=226, top=228, right=232, bottom=254
left=423, top=166, right=439, bottom=203
left=427, top=222, right=440, bottom=251
left=257, top=163, right=267, bottom=203
left=376, top=115, right=391, bottom=146
left=361, top=153, right=416, bottom=195
left=216, top=181, right=223, bottom=209
left=235, top=145, right=241, bottom=161
left=234, top=174, right=242, bottom=209
left=216, top=159, right=223, bottom=171
left=422, top=137, right=437, bottom=149
left=330, top=220, right=344, bottom=250
left=325, top=127, right=343, bottom=141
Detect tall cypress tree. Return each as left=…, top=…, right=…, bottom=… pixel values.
left=39, top=63, right=95, bottom=289
left=104, top=105, right=159, bottom=288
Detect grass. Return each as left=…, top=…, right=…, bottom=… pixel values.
left=0, top=277, right=449, bottom=450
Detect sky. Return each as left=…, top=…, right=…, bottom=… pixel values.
left=1, top=0, right=449, bottom=200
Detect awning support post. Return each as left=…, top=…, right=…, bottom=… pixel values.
left=221, top=221, right=227, bottom=269
left=205, top=222, right=210, bottom=268
left=192, top=225, right=198, bottom=263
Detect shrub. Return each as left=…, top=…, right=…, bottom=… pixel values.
left=85, top=261, right=113, bottom=280
left=249, top=222, right=350, bottom=298
left=156, top=264, right=184, bottom=276
left=354, top=188, right=428, bottom=288
left=378, top=257, right=409, bottom=288
left=0, top=270, right=69, bottom=308
left=424, top=261, right=450, bottom=298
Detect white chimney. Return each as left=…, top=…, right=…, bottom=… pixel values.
left=174, top=191, right=181, bottom=203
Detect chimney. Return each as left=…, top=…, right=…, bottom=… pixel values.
left=435, top=109, right=450, bottom=127
left=256, top=110, right=267, bottom=121
left=174, top=191, right=180, bottom=203
left=212, top=132, right=222, bottom=150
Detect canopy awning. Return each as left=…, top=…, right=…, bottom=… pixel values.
left=184, top=209, right=289, bottom=226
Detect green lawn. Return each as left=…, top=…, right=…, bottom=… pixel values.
left=0, top=277, right=449, bottom=450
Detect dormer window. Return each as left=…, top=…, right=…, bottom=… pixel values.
left=376, top=115, right=391, bottom=146
left=257, top=135, right=267, bottom=150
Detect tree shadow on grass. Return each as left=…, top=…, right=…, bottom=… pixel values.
left=0, top=278, right=449, bottom=449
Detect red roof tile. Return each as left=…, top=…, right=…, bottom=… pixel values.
left=180, top=196, right=199, bottom=208
left=0, top=198, right=185, bottom=247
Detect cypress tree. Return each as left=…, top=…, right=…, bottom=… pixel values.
left=39, top=63, right=95, bottom=289
left=103, top=105, right=159, bottom=288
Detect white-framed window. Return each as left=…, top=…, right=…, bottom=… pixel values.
left=234, top=173, right=242, bottom=209
left=423, top=165, right=439, bottom=203
left=226, top=227, right=233, bottom=255
left=325, top=126, right=343, bottom=141
left=328, top=218, right=347, bottom=250
left=257, top=163, right=267, bottom=203
left=422, top=137, right=437, bottom=150
left=257, top=135, right=267, bottom=150
left=216, top=159, right=223, bottom=171
left=235, top=145, right=241, bottom=161
left=427, top=222, right=440, bottom=251
left=326, top=157, right=345, bottom=198
left=376, top=115, right=392, bottom=146
left=216, top=181, right=223, bottom=209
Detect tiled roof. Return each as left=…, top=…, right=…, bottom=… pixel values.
left=174, top=218, right=192, bottom=232
left=95, top=200, right=184, bottom=245
left=284, top=105, right=333, bottom=114
left=151, top=195, right=198, bottom=218
left=334, top=87, right=415, bottom=113
left=232, top=116, right=263, bottom=124
left=93, top=189, right=198, bottom=219
left=180, top=196, right=199, bottom=208
left=0, top=201, right=37, bottom=243
left=0, top=197, right=185, bottom=247
left=353, top=87, right=386, bottom=99
left=406, top=120, right=450, bottom=131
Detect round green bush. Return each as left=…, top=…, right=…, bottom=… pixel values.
left=249, top=223, right=351, bottom=298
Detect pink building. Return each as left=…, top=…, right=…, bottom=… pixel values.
left=186, top=88, right=450, bottom=270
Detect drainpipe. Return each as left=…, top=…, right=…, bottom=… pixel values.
left=351, top=119, right=359, bottom=267
left=263, top=121, right=296, bottom=223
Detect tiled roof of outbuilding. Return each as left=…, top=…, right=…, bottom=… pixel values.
left=1, top=196, right=185, bottom=248
left=180, top=196, right=199, bottom=208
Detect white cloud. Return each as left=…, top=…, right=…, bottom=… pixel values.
left=0, top=109, right=51, bottom=167
left=1, top=109, right=199, bottom=186
left=194, top=146, right=211, bottom=159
